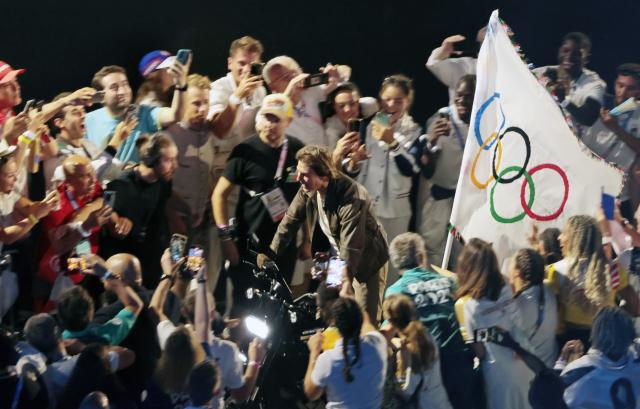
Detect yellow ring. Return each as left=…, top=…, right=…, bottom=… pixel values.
left=470, top=132, right=502, bottom=189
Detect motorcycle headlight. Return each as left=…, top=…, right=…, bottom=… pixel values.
left=245, top=315, right=270, bottom=339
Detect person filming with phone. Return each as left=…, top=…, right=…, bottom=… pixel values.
left=38, top=155, right=132, bottom=309
left=259, top=145, right=389, bottom=322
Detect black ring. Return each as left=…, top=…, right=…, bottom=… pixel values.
left=492, top=126, right=531, bottom=184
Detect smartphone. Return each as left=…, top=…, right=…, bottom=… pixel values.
left=373, top=112, right=390, bottom=127
left=93, top=262, right=116, bottom=280
left=103, top=190, right=116, bottom=209
left=303, top=72, right=329, bottom=88
left=473, top=327, right=504, bottom=344
left=347, top=118, right=361, bottom=133
left=123, top=104, right=140, bottom=121
left=326, top=258, right=346, bottom=287
left=187, top=245, right=204, bottom=272
left=453, top=37, right=479, bottom=57
left=250, top=62, right=264, bottom=77
left=67, top=257, right=87, bottom=272
left=176, top=49, right=192, bottom=65
left=601, top=192, right=615, bottom=220
left=170, top=234, right=188, bottom=263
left=21, top=99, right=35, bottom=114
left=35, top=100, right=44, bottom=112
left=91, top=91, right=105, bottom=105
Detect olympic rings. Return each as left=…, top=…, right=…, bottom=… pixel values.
left=520, top=163, right=569, bottom=221
left=491, top=126, right=531, bottom=184
left=474, top=92, right=506, bottom=150
left=490, top=166, right=536, bottom=224
left=469, top=91, right=571, bottom=224
left=471, top=132, right=503, bottom=189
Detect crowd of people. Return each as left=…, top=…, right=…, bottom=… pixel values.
left=1, top=28, right=640, bottom=409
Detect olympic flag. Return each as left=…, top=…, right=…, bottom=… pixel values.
left=446, top=10, right=623, bottom=268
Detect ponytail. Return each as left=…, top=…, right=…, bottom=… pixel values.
left=401, top=320, right=436, bottom=372
left=332, top=298, right=364, bottom=383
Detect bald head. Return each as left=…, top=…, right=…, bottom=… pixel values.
left=106, top=253, right=142, bottom=287
left=62, top=155, right=92, bottom=179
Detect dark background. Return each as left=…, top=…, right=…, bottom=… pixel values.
left=3, top=0, right=639, bottom=126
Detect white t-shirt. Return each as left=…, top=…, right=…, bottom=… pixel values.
left=157, top=320, right=244, bottom=409
left=462, top=285, right=535, bottom=409
left=209, top=72, right=266, bottom=171
left=287, top=87, right=327, bottom=146
left=311, top=330, right=387, bottom=409
left=316, top=193, right=339, bottom=255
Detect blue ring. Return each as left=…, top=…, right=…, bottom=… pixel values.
left=474, top=92, right=506, bottom=150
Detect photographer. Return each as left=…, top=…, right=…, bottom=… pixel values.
left=38, top=156, right=132, bottom=308
left=416, top=74, right=475, bottom=267
left=264, top=145, right=389, bottom=321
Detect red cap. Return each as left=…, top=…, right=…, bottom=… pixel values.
left=0, top=61, right=25, bottom=84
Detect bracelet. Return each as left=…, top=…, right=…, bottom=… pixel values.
left=175, top=84, right=188, bottom=92
left=388, top=140, right=399, bottom=149
left=229, top=94, right=242, bottom=107
left=602, top=236, right=612, bottom=246
left=159, top=274, right=175, bottom=283
left=18, top=135, right=32, bottom=145
left=28, top=214, right=38, bottom=224
left=248, top=360, right=262, bottom=369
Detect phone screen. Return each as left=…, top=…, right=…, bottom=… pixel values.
left=67, top=257, right=87, bottom=272
left=176, top=49, right=192, bottom=65
left=170, top=234, right=187, bottom=263
left=187, top=246, right=204, bottom=271
left=601, top=192, right=615, bottom=220
left=326, top=258, right=346, bottom=287
left=373, top=112, right=390, bottom=127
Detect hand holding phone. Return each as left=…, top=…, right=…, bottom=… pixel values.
left=347, top=118, right=361, bottom=133
left=170, top=234, right=188, bottom=263
left=326, top=258, right=346, bottom=287
left=103, top=190, right=116, bottom=209
left=250, top=62, right=264, bottom=77
left=303, top=72, right=329, bottom=88
left=176, top=49, right=192, bottom=66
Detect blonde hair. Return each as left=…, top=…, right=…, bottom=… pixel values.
left=562, top=215, right=611, bottom=311
left=383, top=294, right=437, bottom=371
left=62, top=155, right=92, bottom=178
left=187, top=73, right=212, bottom=90
left=229, top=35, right=264, bottom=57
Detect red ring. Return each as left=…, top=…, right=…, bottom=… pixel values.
left=520, top=163, right=569, bottom=221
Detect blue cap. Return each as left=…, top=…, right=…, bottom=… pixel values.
left=138, top=50, right=171, bottom=78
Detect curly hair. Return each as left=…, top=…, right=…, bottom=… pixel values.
left=561, top=215, right=611, bottom=311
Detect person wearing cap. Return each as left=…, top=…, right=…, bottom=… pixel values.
left=19, top=312, right=134, bottom=407
left=85, top=59, right=189, bottom=163
left=212, top=93, right=304, bottom=315
left=579, top=63, right=640, bottom=220
left=262, top=55, right=341, bottom=147
left=136, top=50, right=177, bottom=108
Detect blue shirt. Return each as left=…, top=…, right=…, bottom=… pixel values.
left=85, top=105, right=160, bottom=163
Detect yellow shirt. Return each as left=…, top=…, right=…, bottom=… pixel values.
left=547, top=258, right=628, bottom=328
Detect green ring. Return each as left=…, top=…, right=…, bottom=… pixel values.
left=490, top=165, right=535, bottom=224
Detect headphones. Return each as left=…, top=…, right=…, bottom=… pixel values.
left=140, top=133, right=163, bottom=167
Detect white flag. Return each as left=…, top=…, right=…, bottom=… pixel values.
left=449, top=10, right=623, bottom=267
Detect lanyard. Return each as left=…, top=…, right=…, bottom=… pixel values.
left=274, top=138, right=289, bottom=182
left=449, top=114, right=465, bottom=150
left=64, top=188, right=80, bottom=211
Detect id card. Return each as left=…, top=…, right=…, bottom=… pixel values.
left=261, top=188, right=289, bottom=222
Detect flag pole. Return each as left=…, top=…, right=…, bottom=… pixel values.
left=441, top=230, right=454, bottom=270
